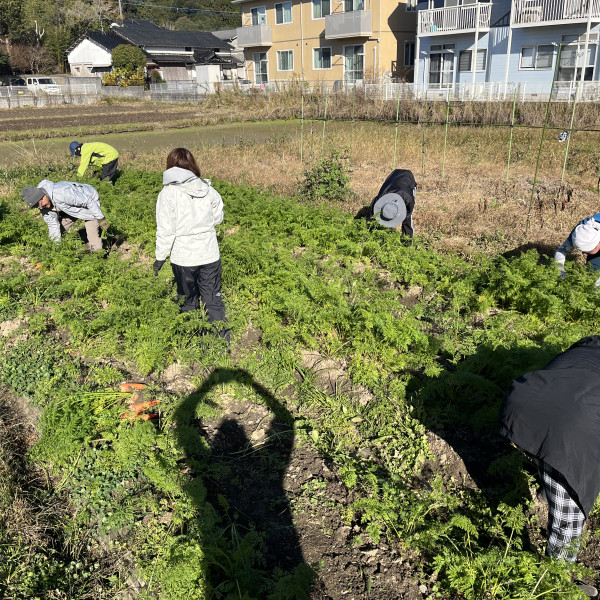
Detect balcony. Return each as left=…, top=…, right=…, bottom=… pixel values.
left=236, top=25, right=272, bottom=48
left=512, top=0, right=600, bottom=26
left=418, top=3, right=491, bottom=36
left=325, top=10, right=372, bottom=39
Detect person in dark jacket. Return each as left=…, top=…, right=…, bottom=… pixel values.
left=367, top=169, right=417, bottom=236
left=500, top=336, right=600, bottom=597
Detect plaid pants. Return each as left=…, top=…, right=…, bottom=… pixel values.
left=539, top=460, right=586, bottom=562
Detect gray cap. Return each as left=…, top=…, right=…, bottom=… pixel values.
left=372, top=193, right=407, bottom=228
left=21, top=186, right=46, bottom=208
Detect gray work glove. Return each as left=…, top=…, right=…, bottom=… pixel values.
left=98, top=218, right=110, bottom=231
left=153, top=259, right=165, bottom=276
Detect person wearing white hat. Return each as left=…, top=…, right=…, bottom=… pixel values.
left=368, top=169, right=416, bottom=236
left=554, top=214, right=600, bottom=285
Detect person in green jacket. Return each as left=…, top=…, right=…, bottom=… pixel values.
left=70, top=141, right=119, bottom=184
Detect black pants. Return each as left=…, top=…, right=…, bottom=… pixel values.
left=100, top=158, right=118, bottom=183
left=171, top=259, right=229, bottom=340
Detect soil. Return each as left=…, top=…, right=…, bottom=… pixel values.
left=0, top=104, right=204, bottom=132
left=201, top=397, right=422, bottom=600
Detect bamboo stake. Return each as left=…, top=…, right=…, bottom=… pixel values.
left=526, top=44, right=562, bottom=234
left=392, top=89, right=401, bottom=170
left=321, top=94, right=328, bottom=158
left=300, top=93, right=304, bottom=163
left=421, top=90, right=428, bottom=177
left=506, top=89, right=518, bottom=184
left=561, top=81, right=580, bottom=184
left=350, top=85, right=356, bottom=163
left=441, top=89, right=451, bottom=180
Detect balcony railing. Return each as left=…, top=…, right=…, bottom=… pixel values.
left=418, top=3, right=491, bottom=35
left=512, top=0, right=600, bottom=25
left=236, top=25, right=272, bottom=48
left=325, top=10, right=372, bottom=39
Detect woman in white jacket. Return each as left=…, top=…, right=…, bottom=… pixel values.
left=154, top=148, right=229, bottom=341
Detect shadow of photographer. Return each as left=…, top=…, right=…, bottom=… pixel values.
left=173, top=367, right=309, bottom=594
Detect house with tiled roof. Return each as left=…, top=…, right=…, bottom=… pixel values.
left=66, top=19, right=244, bottom=86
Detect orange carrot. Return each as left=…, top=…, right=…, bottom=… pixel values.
left=119, top=382, right=146, bottom=393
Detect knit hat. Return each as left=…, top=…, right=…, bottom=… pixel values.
left=572, top=222, right=600, bottom=252
left=69, top=141, right=81, bottom=156
left=21, top=186, right=46, bottom=208
left=372, top=193, right=407, bottom=228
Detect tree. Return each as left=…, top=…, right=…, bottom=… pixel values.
left=0, top=51, right=10, bottom=75
left=111, top=44, right=146, bottom=71
left=9, top=42, right=52, bottom=73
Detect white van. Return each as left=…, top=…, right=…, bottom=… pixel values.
left=26, top=76, right=61, bottom=95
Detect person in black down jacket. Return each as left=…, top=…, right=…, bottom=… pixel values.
left=368, top=169, right=416, bottom=236
left=500, top=336, right=600, bottom=597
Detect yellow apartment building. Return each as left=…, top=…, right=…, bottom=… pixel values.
left=233, top=0, right=417, bottom=85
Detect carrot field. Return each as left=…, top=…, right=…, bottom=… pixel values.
left=1, top=97, right=600, bottom=599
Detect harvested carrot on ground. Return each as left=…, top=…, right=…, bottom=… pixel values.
left=119, top=382, right=146, bottom=393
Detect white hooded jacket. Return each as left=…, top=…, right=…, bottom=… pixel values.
left=155, top=167, right=223, bottom=267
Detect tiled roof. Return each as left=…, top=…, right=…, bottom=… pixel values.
left=86, top=31, right=129, bottom=52
left=113, top=22, right=230, bottom=50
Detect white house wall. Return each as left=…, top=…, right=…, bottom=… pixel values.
left=68, top=39, right=112, bottom=67
left=195, top=64, right=221, bottom=90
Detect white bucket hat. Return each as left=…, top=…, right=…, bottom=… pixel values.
left=572, top=222, right=600, bottom=252
left=372, top=193, right=407, bottom=228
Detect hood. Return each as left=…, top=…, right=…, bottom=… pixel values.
left=38, top=179, right=55, bottom=198
left=162, top=167, right=209, bottom=197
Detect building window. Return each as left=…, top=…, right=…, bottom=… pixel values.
left=458, top=48, right=487, bottom=72
left=253, top=52, right=268, bottom=83
left=277, top=50, right=294, bottom=71
left=345, top=0, right=364, bottom=11
left=344, top=44, right=364, bottom=81
left=313, top=0, right=331, bottom=18
left=558, top=35, right=598, bottom=82
left=406, top=0, right=417, bottom=11
left=429, top=43, right=455, bottom=88
left=275, top=1, right=292, bottom=24
left=251, top=6, right=266, bottom=25
left=313, top=47, right=332, bottom=69
left=520, top=45, right=554, bottom=69
left=404, top=41, right=415, bottom=67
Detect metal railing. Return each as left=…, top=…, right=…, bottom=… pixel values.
left=512, top=0, right=600, bottom=25
left=418, top=3, right=492, bottom=35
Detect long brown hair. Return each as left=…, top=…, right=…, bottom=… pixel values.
left=166, top=148, right=201, bottom=177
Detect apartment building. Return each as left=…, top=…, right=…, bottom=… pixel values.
left=233, top=0, right=418, bottom=85
left=415, top=0, right=600, bottom=95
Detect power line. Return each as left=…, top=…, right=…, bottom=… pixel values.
left=121, top=0, right=241, bottom=17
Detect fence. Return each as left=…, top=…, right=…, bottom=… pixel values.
left=2, top=78, right=600, bottom=107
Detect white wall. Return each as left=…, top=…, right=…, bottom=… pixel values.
left=68, top=39, right=112, bottom=68
left=196, top=64, right=221, bottom=91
